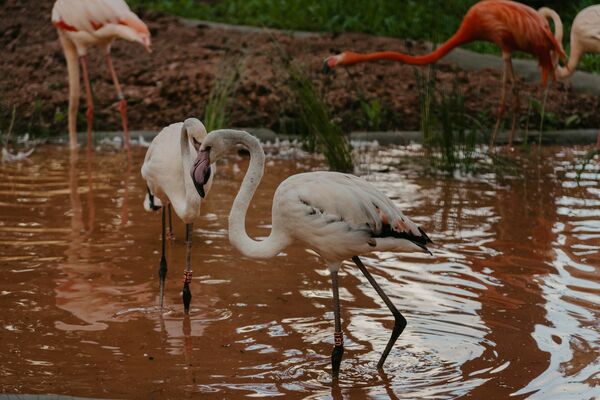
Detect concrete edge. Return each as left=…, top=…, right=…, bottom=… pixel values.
left=46, top=128, right=598, bottom=147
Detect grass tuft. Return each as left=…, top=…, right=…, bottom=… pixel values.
left=202, top=58, right=241, bottom=132
left=285, top=60, right=353, bottom=173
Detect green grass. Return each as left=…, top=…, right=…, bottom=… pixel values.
left=130, top=0, right=600, bottom=73
left=416, top=64, right=481, bottom=173
left=202, top=58, right=241, bottom=132
left=285, top=59, right=354, bottom=173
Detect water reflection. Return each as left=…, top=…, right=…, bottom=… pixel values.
left=0, top=145, right=598, bottom=398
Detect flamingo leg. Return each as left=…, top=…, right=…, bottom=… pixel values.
left=330, top=269, right=344, bottom=379
left=182, top=223, right=193, bottom=314
left=491, top=52, right=512, bottom=147
left=167, top=204, right=175, bottom=241
left=79, top=55, right=94, bottom=152
left=507, top=59, right=519, bottom=147
left=105, top=53, right=131, bottom=157
left=158, top=206, right=168, bottom=308
left=352, top=256, right=406, bottom=369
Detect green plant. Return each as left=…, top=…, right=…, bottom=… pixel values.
left=360, top=98, right=383, bottom=131
left=286, top=61, right=353, bottom=173
left=414, top=64, right=437, bottom=150
left=202, top=58, right=241, bottom=132
left=414, top=68, right=483, bottom=173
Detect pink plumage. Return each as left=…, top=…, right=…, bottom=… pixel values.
left=52, top=0, right=151, bottom=152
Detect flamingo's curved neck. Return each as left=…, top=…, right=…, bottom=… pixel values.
left=558, top=40, right=583, bottom=79
left=227, top=132, right=290, bottom=259
left=180, top=123, right=201, bottom=214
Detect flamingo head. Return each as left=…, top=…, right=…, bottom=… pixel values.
left=322, top=52, right=347, bottom=73
left=191, top=148, right=211, bottom=198
left=140, top=33, right=151, bottom=53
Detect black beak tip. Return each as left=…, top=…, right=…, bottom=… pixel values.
left=322, top=60, right=332, bottom=74
left=192, top=177, right=206, bottom=198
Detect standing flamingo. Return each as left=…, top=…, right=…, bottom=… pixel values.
left=541, top=5, right=600, bottom=147
left=141, top=118, right=215, bottom=313
left=190, top=129, right=432, bottom=377
left=324, top=0, right=566, bottom=147
left=52, top=0, right=151, bottom=152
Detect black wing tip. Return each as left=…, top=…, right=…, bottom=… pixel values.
left=418, top=226, right=433, bottom=244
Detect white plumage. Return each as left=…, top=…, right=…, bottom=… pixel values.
left=52, top=0, right=150, bottom=53
left=141, top=118, right=215, bottom=312
left=191, top=129, right=432, bottom=374
left=52, top=0, right=150, bottom=151
left=272, top=171, right=429, bottom=264
left=141, top=119, right=214, bottom=223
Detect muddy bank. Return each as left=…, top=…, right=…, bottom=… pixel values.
left=1, top=0, right=599, bottom=137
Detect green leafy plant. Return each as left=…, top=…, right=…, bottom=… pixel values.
left=360, top=98, right=383, bottom=131
left=286, top=61, right=353, bottom=173
left=203, top=58, right=241, bottom=132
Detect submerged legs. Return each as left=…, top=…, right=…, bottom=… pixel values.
left=330, top=269, right=344, bottom=379
left=158, top=206, right=168, bottom=308
left=182, top=223, right=193, bottom=314
left=79, top=55, right=94, bottom=152
left=491, top=53, right=513, bottom=148
left=352, top=256, right=406, bottom=369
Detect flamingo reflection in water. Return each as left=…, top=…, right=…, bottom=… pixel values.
left=55, top=150, right=152, bottom=331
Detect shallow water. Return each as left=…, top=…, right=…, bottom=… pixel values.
left=0, top=144, right=598, bottom=399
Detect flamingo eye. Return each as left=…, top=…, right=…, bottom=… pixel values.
left=192, top=138, right=202, bottom=150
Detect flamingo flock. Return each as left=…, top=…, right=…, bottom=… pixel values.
left=48, top=0, right=600, bottom=378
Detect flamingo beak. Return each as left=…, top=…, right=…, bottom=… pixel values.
left=191, top=149, right=211, bottom=198
left=322, top=56, right=336, bottom=74
left=322, top=53, right=343, bottom=74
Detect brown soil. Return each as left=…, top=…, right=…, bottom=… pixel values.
left=1, top=0, right=599, bottom=136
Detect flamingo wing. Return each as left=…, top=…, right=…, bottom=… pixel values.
left=52, top=0, right=143, bottom=34
left=276, top=171, right=431, bottom=251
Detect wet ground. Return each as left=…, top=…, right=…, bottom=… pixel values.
left=0, top=143, right=599, bottom=399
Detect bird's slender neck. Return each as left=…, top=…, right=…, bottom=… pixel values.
left=558, top=40, right=583, bottom=79
left=339, top=28, right=469, bottom=67
left=180, top=124, right=201, bottom=214
left=227, top=133, right=290, bottom=259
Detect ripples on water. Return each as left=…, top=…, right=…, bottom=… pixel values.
left=0, top=145, right=598, bottom=399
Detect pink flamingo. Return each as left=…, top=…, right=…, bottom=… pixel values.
left=324, top=0, right=566, bottom=147
left=191, top=129, right=432, bottom=377
left=541, top=5, right=600, bottom=147
left=52, top=0, right=151, bottom=152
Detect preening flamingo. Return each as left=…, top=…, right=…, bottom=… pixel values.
left=52, top=0, right=151, bottom=152
left=190, top=129, right=432, bottom=377
left=324, top=0, right=566, bottom=147
left=141, top=118, right=215, bottom=313
left=541, top=5, right=600, bottom=147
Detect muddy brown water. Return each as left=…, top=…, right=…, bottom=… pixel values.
left=0, top=144, right=598, bottom=399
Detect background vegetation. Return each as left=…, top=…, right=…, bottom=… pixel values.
left=130, top=0, right=600, bottom=72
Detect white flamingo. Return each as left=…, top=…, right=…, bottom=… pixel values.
left=191, top=129, right=432, bottom=377
left=52, top=0, right=151, bottom=152
left=141, top=118, right=215, bottom=313
left=541, top=5, right=600, bottom=147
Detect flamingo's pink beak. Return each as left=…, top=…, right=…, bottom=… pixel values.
left=191, top=149, right=211, bottom=198
left=322, top=53, right=344, bottom=73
